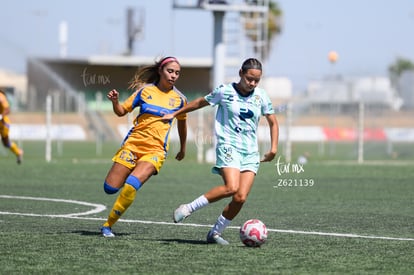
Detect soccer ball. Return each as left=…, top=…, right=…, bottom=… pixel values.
left=239, top=219, right=268, bottom=247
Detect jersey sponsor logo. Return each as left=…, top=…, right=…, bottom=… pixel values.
left=239, top=108, right=254, bottom=121
left=160, top=109, right=170, bottom=116
left=147, top=95, right=152, bottom=100
left=141, top=103, right=171, bottom=117
left=234, top=126, right=255, bottom=134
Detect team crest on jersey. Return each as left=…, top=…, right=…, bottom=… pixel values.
left=120, top=150, right=136, bottom=165
left=253, top=95, right=261, bottom=107
left=169, top=98, right=175, bottom=107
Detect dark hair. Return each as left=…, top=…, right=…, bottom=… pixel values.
left=240, top=58, right=262, bottom=73
left=128, top=56, right=180, bottom=90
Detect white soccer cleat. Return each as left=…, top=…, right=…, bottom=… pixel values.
left=173, top=204, right=191, bottom=223
left=206, top=231, right=229, bottom=245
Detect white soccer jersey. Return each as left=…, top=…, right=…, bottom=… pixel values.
left=204, top=83, right=275, bottom=154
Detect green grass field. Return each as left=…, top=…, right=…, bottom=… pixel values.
left=0, top=141, right=413, bottom=274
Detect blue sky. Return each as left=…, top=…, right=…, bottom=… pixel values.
left=1, top=0, right=414, bottom=91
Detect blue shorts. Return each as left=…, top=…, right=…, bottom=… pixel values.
left=212, top=144, right=260, bottom=175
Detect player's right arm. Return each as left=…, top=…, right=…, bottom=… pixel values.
left=162, top=97, right=209, bottom=121
left=0, top=92, right=11, bottom=120
left=107, top=89, right=128, bottom=117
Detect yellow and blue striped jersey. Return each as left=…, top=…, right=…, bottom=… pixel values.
left=121, top=83, right=187, bottom=154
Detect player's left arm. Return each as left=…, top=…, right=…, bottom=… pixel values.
left=261, top=113, right=279, bottom=162
left=175, top=118, right=187, bottom=161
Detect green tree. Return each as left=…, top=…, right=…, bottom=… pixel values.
left=242, top=1, right=282, bottom=61
left=388, top=57, right=414, bottom=87
left=389, top=57, right=414, bottom=77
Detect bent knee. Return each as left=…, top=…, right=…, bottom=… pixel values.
left=103, top=181, right=120, bottom=194
left=224, top=186, right=238, bottom=197
left=232, top=193, right=248, bottom=204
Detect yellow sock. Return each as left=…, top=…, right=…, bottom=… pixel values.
left=9, top=142, right=22, bottom=156
left=103, top=184, right=137, bottom=227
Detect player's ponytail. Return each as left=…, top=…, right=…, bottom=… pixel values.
left=128, top=56, right=180, bottom=90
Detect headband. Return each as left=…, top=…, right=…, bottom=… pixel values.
left=160, top=57, right=179, bottom=68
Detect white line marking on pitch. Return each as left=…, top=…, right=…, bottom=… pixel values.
left=1, top=195, right=413, bottom=242
left=0, top=195, right=106, bottom=217
left=70, top=216, right=414, bottom=242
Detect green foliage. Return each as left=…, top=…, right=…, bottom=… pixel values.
left=388, top=57, right=414, bottom=78
left=0, top=142, right=413, bottom=274
left=242, top=1, right=283, bottom=60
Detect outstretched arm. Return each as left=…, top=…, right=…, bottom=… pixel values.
left=162, top=97, right=210, bottom=121
left=261, top=113, right=279, bottom=162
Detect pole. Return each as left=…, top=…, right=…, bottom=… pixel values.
left=197, top=107, right=204, bottom=163
left=45, top=94, right=52, bottom=162
left=59, top=21, right=68, bottom=58
left=357, top=101, right=364, bottom=164
left=328, top=51, right=339, bottom=157
left=285, top=101, right=292, bottom=162
left=212, top=11, right=225, bottom=88
left=208, top=11, right=225, bottom=163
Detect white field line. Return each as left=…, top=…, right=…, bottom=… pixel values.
left=0, top=195, right=106, bottom=217
left=0, top=195, right=413, bottom=242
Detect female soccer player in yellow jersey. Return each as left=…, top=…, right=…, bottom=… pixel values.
left=0, top=90, right=23, bottom=164
left=101, top=56, right=187, bottom=237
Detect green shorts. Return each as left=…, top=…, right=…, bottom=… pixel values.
left=212, top=144, right=260, bottom=175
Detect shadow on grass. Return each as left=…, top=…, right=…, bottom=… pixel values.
left=69, top=231, right=209, bottom=244
left=159, top=238, right=208, bottom=245
left=70, top=230, right=132, bottom=237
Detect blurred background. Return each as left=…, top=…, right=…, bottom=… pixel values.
left=1, top=0, right=414, bottom=163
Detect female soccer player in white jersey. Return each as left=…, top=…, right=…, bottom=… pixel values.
left=162, top=58, right=279, bottom=244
